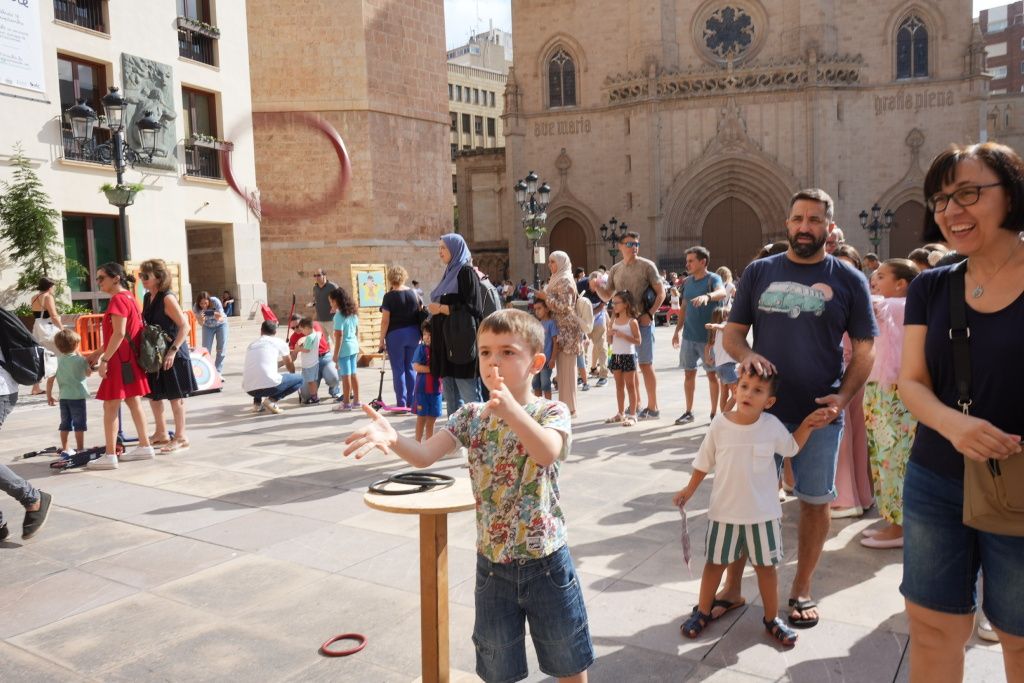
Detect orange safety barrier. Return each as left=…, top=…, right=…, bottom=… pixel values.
left=75, top=311, right=199, bottom=353
left=75, top=315, right=105, bottom=354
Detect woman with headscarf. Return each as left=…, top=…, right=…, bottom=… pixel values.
left=533, top=250, right=587, bottom=416
left=428, top=233, right=484, bottom=415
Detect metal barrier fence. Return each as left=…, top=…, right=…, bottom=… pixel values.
left=76, top=311, right=199, bottom=354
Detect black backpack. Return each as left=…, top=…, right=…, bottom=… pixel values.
left=0, top=306, right=45, bottom=386
left=477, top=272, right=502, bottom=320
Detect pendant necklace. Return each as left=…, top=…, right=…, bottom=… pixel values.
left=967, top=238, right=1021, bottom=299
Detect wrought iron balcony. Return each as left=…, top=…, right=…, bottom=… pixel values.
left=177, top=18, right=218, bottom=66
left=61, top=129, right=117, bottom=166
left=53, top=0, right=106, bottom=33
left=184, top=145, right=222, bottom=179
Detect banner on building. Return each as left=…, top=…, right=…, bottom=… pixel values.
left=0, top=0, right=46, bottom=93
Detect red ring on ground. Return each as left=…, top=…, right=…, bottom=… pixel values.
left=222, top=112, right=352, bottom=220
left=319, top=633, right=367, bottom=657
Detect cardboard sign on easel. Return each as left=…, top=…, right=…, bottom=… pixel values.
left=350, top=263, right=388, bottom=365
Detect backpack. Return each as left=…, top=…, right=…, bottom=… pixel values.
left=575, top=294, right=595, bottom=334
left=0, top=306, right=45, bottom=386
left=477, top=271, right=502, bottom=320
left=138, top=323, right=171, bottom=374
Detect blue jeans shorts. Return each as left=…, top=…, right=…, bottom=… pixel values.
left=337, top=354, right=357, bottom=377
left=532, top=366, right=553, bottom=394
left=900, top=460, right=1024, bottom=636
left=777, top=420, right=843, bottom=504
left=59, top=398, right=87, bottom=432
left=301, top=365, right=320, bottom=383
left=678, top=338, right=711, bottom=371
left=473, top=545, right=594, bottom=682
left=636, top=322, right=654, bottom=364
left=715, top=361, right=738, bottom=385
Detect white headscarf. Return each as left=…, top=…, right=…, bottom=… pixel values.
left=546, top=250, right=575, bottom=294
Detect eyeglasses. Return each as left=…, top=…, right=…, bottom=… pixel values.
left=94, top=274, right=107, bottom=283
left=927, top=182, right=1003, bottom=213
left=139, top=273, right=151, bottom=281
left=623, top=241, right=640, bottom=248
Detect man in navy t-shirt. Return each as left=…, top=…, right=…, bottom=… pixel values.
left=720, top=188, right=877, bottom=630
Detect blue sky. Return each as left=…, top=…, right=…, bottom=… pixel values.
left=444, top=1, right=1004, bottom=49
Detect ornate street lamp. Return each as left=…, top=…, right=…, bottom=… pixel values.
left=599, top=217, right=628, bottom=264
left=66, top=99, right=98, bottom=152
left=858, top=203, right=894, bottom=254
left=514, top=171, right=551, bottom=288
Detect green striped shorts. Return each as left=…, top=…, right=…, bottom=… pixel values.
left=704, top=519, right=783, bottom=567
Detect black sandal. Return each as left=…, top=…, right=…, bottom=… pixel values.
left=764, top=617, right=798, bottom=646
left=787, top=598, right=819, bottom=628
left=680, top=609, right=712, bottom=639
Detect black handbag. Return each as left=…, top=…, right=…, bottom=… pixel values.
left=948, top=262, right=1024, bottom=536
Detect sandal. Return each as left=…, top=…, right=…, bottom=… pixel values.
left=622, top=415, right=637, bottom=427
left=604, top=414, right=624, bottom=424
left=680, top=609, right=712, bottom=639
left=787, top=598, right=819, bottom=629
left=160, top=440, right=190, bottom=454
left=150, top=435, right=173, bottom=447
left=764, top=617, right=798, bottom=646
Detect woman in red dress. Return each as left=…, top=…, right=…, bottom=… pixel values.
left=86, top=263, right=154, bottom=470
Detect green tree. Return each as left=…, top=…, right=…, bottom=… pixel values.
left=0, top=144, right=65, bottom=293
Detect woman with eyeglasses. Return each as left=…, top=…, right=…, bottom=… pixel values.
left=140, top=259, right=197, bottom=454
left=86, top=263, right=153, bottom=470
left=898, top=142, right=1024, bottom=681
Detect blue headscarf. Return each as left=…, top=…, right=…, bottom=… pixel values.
left=430, top=233, right=472, bottom=302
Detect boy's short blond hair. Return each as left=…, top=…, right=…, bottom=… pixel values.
left=54, top=328, right=80, bottom=355
left=478, top=308, right=544, bottom=355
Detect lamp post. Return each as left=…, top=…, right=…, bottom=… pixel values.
left=599, top=217, right=628, bottom=264
left=514, top=171, right=551, bottom=288
left=858, top=203, right=894, bottom=255
left=65, top=87, right=162, bottom=261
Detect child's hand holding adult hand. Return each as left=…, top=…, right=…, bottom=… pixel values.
left=803, top=406, right=839, bottom=429
left=343, top=404, right=398, bottom=459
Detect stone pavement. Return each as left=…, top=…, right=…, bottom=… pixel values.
left=0, top=320, right=1007, bottom=682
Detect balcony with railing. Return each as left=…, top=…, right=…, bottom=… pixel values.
left=177, top=17, right=219, bottom=66
left=53, top=0, right=106, bottom=33
left=183, top=137, right=231, bottom=180
left=60, top=128, right=115, bottom=166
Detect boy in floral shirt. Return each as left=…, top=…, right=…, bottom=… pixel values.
left=345, top=309, right=593, bottom=683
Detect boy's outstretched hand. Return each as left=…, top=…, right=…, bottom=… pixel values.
left=803, top=406, right=840, bottom=429
left=343, top=404, right=398, bottom=459
left=481, top=366, right=517, bottom=421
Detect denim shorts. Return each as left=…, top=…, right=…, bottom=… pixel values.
left=532, top=366, right=553, bottom=394
left=59, top=398, right=87, bottom=432
left=473, top=545, right=594, bottom=682
left=778, top=420, right=843, bottom=504
left=900, top=460, right=1024, bottom=636
left=678, top=338, right=710, bottom=371
left=301, top=365, right=320, bottom=383
left=636, top=323, right=654, bottom=364
left=337, top=354, right=357, bottom=377
left=715, top=361, right=738, bottom=385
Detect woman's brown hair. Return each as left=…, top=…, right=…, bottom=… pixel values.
left=139, top=258, right=172, bottom=291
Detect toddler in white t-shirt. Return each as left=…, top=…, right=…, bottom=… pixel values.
left=673, top=367, right=837, bottom=647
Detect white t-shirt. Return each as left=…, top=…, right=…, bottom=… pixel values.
left=0, top=347, right=17, bottom=395
left=299, top=332, right=321, bottom=369
left=693, top=413, right=800, bottom=524
left=711, top=330, right=735, bottom=367
left=242, top=336, right=291, bottom=391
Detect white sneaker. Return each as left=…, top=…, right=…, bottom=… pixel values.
left=261, top=397, right=282, bottom=414
left=120, top=445, right=156, bottom=461
left=86, top=453, right=119, bottom=470
left=251, top=403, right=264, bottom=413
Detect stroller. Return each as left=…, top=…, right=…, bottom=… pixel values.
left=368, top=351, right=411, bottom=413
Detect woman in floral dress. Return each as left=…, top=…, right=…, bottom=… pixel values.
left=534, top=251, right=586, bottom=416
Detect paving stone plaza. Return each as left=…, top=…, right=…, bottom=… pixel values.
left=0, top=320, right=1007, bottom=682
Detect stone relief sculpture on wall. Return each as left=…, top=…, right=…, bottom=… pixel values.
left=121, top=54, right=178, bottom=170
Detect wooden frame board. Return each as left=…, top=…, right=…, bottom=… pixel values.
left=350, top=263, right=388, bottom=360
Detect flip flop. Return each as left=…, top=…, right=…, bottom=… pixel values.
left=787, top=598, right=819, bottom=629
left=160, top=440, right=190, bottom=454
left=691, top=598, right=746, bottom=621
left=150, top=436, right=173, bottom=447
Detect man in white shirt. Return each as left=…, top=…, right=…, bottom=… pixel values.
left=0, top=343, right=52, bottom=541
left=242, top=321, right=302, bottom=414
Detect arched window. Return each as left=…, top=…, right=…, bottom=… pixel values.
left=896, top=16, right=928, bottom=79
left=548, top=49, right=576, bottom=107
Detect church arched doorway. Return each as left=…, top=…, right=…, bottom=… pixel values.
left=548, top=218, right=589, bottom=274
left=701, top=198, right=763, bottom=276
left=888, top=200, right=926, bottom=260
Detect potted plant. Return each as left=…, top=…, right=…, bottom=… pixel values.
left=101, top=182, right=145, bottom=208
left=187, top=133, right=233, bottom=151
left=176, top=16, right=221, bottom=38
left=524, top=226, right=547, bottom=242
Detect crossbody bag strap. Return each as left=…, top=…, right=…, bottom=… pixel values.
left=947, top=262, right=971, bottom=415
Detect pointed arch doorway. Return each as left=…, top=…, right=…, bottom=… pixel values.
left=701, top=198, right=763, bottom=275
left=549, top=218, right=589, bottom=274
left=888, top=200, right=926, bottom=260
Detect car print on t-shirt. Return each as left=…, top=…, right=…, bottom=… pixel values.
left=757, top=281, right=834, bottom=318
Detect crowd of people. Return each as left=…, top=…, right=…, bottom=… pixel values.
left=1, top=142, right=1022, bottom=683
